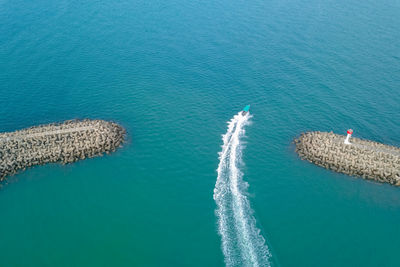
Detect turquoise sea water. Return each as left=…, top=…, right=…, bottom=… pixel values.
left=1, top=0, right=399, bottom=266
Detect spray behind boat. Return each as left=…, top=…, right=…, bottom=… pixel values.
left=214, top=105, right=272, bottom=267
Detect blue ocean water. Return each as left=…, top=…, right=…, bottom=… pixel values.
left=0, top=0, right=399, bottom=266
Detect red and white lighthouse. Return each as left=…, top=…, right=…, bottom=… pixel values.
left=344, top=129, right=353, bottom=144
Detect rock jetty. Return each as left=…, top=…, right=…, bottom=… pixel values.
left=295, top=131, right=400, bottom=186
left=0, top=119, right=125, bottom=182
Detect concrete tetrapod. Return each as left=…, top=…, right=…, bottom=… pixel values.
left=294, top=131, right=400, bottom=186
left=0, top=119, right=125, bottom=183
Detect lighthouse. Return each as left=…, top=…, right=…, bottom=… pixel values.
left=344, top=129, right=353, bottom=144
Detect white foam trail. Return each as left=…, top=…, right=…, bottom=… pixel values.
left=214, top=112, right=271, bottom=267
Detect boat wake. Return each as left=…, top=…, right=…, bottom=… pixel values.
left=214, top=111, right=271, bottom=267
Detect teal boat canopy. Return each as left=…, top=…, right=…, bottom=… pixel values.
left=243, top=105, right=250, bottom=112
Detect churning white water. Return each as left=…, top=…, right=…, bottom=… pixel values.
left=214, top=111, right=271, bottom=267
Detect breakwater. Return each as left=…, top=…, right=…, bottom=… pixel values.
left=0, top=119, right=125, bottom=182
left=295, top=131, right=400, bottom=186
